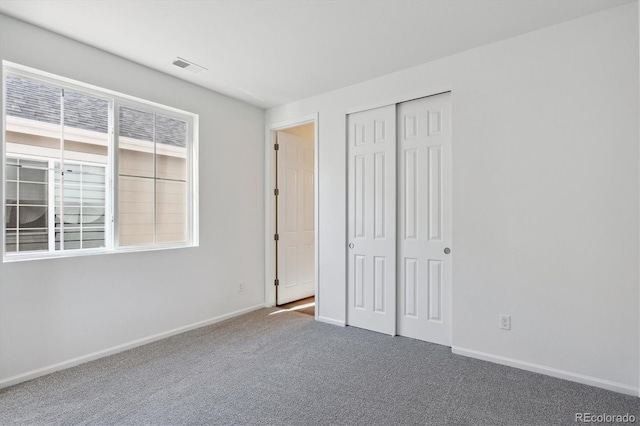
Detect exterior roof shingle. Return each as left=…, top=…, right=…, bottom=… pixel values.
left=6, top=75, right=186, bottom=148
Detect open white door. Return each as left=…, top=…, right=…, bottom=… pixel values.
left=397, top=92, right=452, bottom=346
left=276, top=131, right=315, bottom=305
left=347, top=105, right=396, bottom=336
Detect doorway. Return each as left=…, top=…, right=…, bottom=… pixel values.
left=276, top=124, right=315, bottom=306
left=265, top=115, right=319, bottom=316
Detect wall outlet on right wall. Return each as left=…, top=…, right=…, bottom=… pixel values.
left=500, top=314, right=511, bottom=330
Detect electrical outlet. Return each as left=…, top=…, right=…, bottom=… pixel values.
left=238, top=282, right=244, bottom=292
left=500, top=314, right=511, bottom=330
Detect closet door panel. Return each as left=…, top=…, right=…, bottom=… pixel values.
left=397, top=92, right=452, bottom=346
left=347, top=105, right=396, bottom=335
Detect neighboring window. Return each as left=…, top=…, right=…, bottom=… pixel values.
left=3, top=64, right=197, bottom=260
left=54, top=161, right=107, bottom=250
left=5, top=158, right=49, bottom=252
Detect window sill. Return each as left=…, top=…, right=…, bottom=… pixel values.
left=3, top=243, right=198, bottom=263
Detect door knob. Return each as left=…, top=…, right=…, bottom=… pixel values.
left=444, top=247, right=451, bottom=254
left=348, top=243, right=354, bottom=249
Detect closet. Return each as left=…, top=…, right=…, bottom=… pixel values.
left=346, top=92, right=452, bottom=346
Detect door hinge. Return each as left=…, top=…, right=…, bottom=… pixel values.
left=274, top=143, right=280, bottom=151
left=274, top=279, right=280, bottom=286
left=274, top=188, right=279, bottom=196
left=274, top=234, right=280, bottom=241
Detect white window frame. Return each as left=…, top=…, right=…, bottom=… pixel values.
left=2, top=61, right=199, bottom=262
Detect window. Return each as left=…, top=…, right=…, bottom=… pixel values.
left=3, top=63, right=198, bottom=260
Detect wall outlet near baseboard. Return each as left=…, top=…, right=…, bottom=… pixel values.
left=500, top=314, right=511, bottom=330
left=238, top=282, right=244, bottom=292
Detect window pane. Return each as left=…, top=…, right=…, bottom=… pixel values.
left=82, top=207, right=105, bottom=225
left=60, top=90, right=109, bottom=252
left=82, top=228, right=105, bottom=248
left=62, top=206, right=81, bottom=226
left=18, top=182, right=47, bottom=205
left=61, top=228, right=81, bottom=250
left=5, top=206, right=17, bottom=228
left=83, top=165, right=105, bottom=185
left=56, top=185, right=79, bottom=204
left=6, top=159, right=18, bottom=180
left=155, top=115, right=186, bottom=148
left=156, top=180, right=187, bottom=244
left=62, top=164, right=82, bottom=184
left=118, top=106, right=155, bottom=246
left=118, top=176, right=154, bottom=246
left=64, top=89, right=108, bottom=133
left=119, top=106, right=154, bottom=178
left=82, top=187, right=105, bottom=206
left=5, top=75, right=61, bottom=126
left=53, top=162, right=106, bottom=250
left=19, top=160, right=48, bottom=182
left=155, top=115, right=187, bottom=244
left=6, top=182, right=17, bottom=203
left=63, top=89, right=109, bottom=160
left=18, top=206, right=47, bottom=228
left=18, top=229, right=48, bottom=252
left=6, top=231, right=16, bottom=252
left=5, top=74, right=59, bottom=254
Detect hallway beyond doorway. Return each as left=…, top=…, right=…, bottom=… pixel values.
left=274, top=296, right=315, bottom=317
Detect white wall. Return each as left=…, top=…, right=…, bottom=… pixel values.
left=267, top=3, right=640, bottom=395
left=0, top=14, right=265, bottom=384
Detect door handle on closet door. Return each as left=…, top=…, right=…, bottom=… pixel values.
left=348, top=243, right=354, bottom=249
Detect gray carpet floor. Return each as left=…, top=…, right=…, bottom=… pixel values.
left=0, top=308, right=638, bottom=425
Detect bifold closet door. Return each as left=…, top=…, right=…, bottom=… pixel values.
left=347, top=105, right=396, bottom=336
left=397, top=92, right=452, bottom=346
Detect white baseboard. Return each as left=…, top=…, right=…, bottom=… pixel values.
left=318, top=316, right=346, bottom=327
left=0, top=304, right=265, bottom=390
left=452, top=346, right=639, bottom=398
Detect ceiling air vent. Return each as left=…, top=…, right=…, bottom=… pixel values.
left=172, top=57, right=207, bottom=74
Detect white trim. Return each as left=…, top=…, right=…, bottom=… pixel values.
left=3, top=241, right=194, bottom=263
left=2, top=65, right=7, bottom=261
left=264, top=113, right=319, bottom=321
left=317, top=316, right=346, bottom=327
left=47, top=158, right=55, bottom=251
left=190, top=114, right=200, bottom=247
left=637, top=0, right=640, bottom=398
left=452, top=346, right=639, bottom=397
left=0, top=303, right=264, bottom=389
